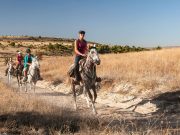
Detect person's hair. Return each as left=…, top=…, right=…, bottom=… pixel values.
left=79, top=30, right=85, bottom=34
left=26, top=48, right=31, bottom=53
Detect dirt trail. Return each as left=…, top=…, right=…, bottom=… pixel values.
left=0, top=66, right=180, bottom=129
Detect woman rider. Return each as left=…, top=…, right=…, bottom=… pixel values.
left=74, top=30, right=101, bottom=83
left=15, top=50, right=23, bottom=70
left=74, top=30, right=88, bottom=82
left=23, top=48, right=33, bottom=82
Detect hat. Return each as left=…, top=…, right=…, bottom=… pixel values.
left=79, top=30, right=85, bottom=34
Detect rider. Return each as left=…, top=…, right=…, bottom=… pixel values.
left=74, top=30, right=101, bottom=83
left=74, top=30, right=88, bottom=82
left=23, top=48, right=33, bottom=82
left=15, top=50, right=23, bottom=70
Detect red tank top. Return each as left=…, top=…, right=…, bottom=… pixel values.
left=17, top=55, right=23, bottom=64
left=76, top=39, right=87, bottom=55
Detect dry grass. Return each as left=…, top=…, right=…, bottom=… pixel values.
left=0, top=83, right=100, bottom=134
left=40, top=56, right=73, bottom=82
left=98, top=48, right=180, bottom=90
left=40, top=48, right=180, bottom=91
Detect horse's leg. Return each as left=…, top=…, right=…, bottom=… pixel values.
left=25, top=81, right=27, bottom=92
left=86, top=86, right=97, bottom=114
left=16, top=70, right=20, bottom=87
left=33, top=81, right=36, bottom=93
left=92, top=85, right=97, bottom=103
left=19, top=82, right=22, bottom=91
left=7, top=72, right=9, bottom=84
left=7, top=72, right=10, bottom=84
left=83, top=86, right=90, bottom=108
left=19, top=75, right=23, bottom=91
left=71, top=82, right=77, bottom=110
left=30, top=82, right=32, bottom=92
left=9, top=73, right=11, bottom=85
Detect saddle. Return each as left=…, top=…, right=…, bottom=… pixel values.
left=68, top=59, right=86, bottom=78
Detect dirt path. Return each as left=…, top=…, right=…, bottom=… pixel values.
left=0, top=67, right=147, bottom=118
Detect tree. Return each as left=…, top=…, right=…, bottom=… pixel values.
left=156, top=46, right=162, bottom=50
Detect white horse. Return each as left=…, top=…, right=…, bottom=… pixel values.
left=68, top=47, right=101, bottom=114
left=20, top=56, right=40, bottom=92
left=7, top=58, right=15, bottom=85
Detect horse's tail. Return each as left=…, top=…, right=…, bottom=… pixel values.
left=66, top=64, right=75, bottom=85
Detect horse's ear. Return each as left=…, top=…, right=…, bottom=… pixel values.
left=93, top=44, right=96, bottom=48
left=34, top=56, right=38, bottom=59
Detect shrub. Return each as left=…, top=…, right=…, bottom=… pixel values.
left=156, top=46, right=162, bottom=50
left=97, top=45, right=111, bottom=54
left=9, top=42, right=15, bottom=47
left=29, top=44, right=34, bottom=49
left=16, top=44, right=23, bottom=48
left=48, top=43, right=55, bottom=50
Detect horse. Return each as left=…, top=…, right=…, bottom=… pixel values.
left=68, top=47, right=101, bottom=114
left=6, top=58, right=15, bottom=85
left=20, top=56, right=40, bottom=92
left=15, top=64, right=24, bottom=87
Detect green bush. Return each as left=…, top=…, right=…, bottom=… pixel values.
left=47, top=43, right=54, bottom=51
left=9, top=42, right=15, bottom=47
left=156, top=46, right=162, bottom=50
left=45, top=43, right=72, bottom=56
left=16, top=44, right=23, bottom=48
left=29, top=44, right=34, bottom=49
left=97, top=45, right=111, bottom=54
left=96, top=44, right=148, bottom=54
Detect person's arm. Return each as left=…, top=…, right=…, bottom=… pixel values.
left=27, top=55, right=33, bottom=66
left=27, top=63, right=31, bottom=66
left=74, top=40, right=85, bottom=56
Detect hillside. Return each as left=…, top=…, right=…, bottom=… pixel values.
left=0, top=36, right=150, bottom=56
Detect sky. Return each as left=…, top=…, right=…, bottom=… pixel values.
left=0, top=0, right=180, bottom=47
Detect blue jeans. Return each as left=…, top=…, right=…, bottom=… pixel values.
left=74, top=55, right=83, bottom=80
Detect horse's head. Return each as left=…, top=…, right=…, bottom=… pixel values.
left=88, top=47, right=101, bottom=65
left=31, top=56, right=40, bottom=69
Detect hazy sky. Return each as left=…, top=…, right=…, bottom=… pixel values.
left=0, top=0, right=180, bottom=47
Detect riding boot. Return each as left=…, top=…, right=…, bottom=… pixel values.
left=74, top=66, right=81, bottom=84
left=74, top=55, right=82, bottom=84
left=74, top=71, right=81, bottom=84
